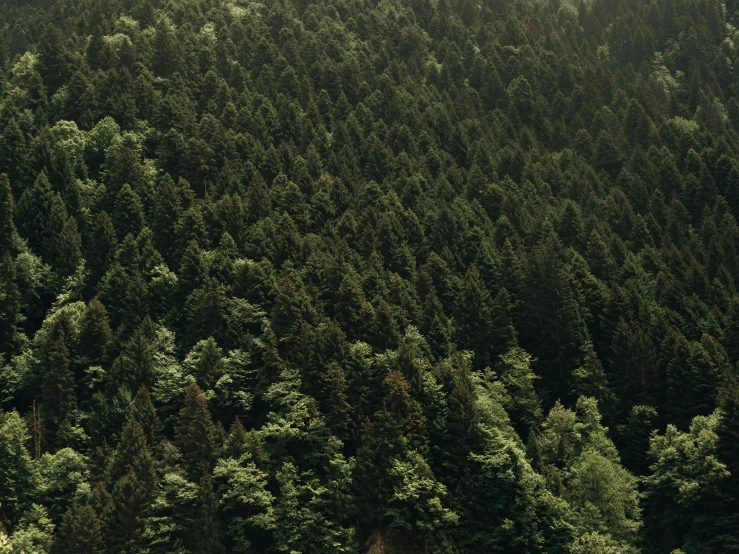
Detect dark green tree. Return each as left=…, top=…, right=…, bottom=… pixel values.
left=174, top=384, right=219, bottom=480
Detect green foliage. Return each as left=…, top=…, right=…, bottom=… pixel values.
left=0, top=0, right=739, bottom=550
left=174, top=384, right=219, bottom=481
left=644, top=410, right=729, bottom=552
left=214, top=454, right=275, bottom=553
left=0, top=411, right=38, bottom=528
left=52, top=503, right=104, bottom=554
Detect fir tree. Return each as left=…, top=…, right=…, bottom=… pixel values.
left=174, top=384, right=219, bottom=481
left=53, top=504, right=105, bottom=554
left=0, top=174, right=17, bottom=254
left=0, top=251, right=20, bottom=354
left=42, top=332, right=77, bottom=448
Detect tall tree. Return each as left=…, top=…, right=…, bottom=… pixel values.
left=174, top=384, right=219, bottom=480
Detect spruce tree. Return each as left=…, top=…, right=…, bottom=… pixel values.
left=88, top=211, right=118, bottom=284
left=16, top=171, right=54, bottom=255
left=0, top=251, right=20, bottom=354
left=109, top=470, right=151, bottom=554
left=113, top=184, right=145, bottom=239
left=174, top=384, right=219, bottom=480
left=0, top=174, right=17, bottom=254
left=53, top=504, right=105, bottom=554
left=130, top=386, right=161, bottom=451
left=42, top=332, right=77, bottom=449
left=77, top=299, right=113, bottom=368
left=185, top=473, right=226, bottom=554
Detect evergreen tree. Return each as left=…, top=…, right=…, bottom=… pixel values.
left=109, top=470, right=151, bottom=554
left=174, top=384, right=219, bottom=480
left=113, top=184, right=145, bottom=239
left=186, top=473, right=226, bottom=554
left=457, top=265, right=494, bottom=369
left=0, top=174, right=17, bottom=254
left=0, top=410, right=38, bottom=527
left=42, top=332, right=77, bottom=449
left=53, top=504, right=105, bottom=554
left=77, top=299, right=113, bottom=368
left=88, top=211, right=118, bottom=284
left=0, top=251, right=20, bottom=354
left=130, top=386, right=160, bottom=451
left=16, top=172, right=54, bottom=255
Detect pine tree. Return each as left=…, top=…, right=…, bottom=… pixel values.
left=715, top=372, right=739, bottom=549
left=592, top=130, right=622, bottom=176
left=666, top=337, right=720, bottom=429
left=152, top=16, right=184, bottom=78
left=185, top=473, right=226, bottom=554
left=77, top=299, right=113, bottom=368
left=130, top=386, right=160, bottom=451
left=320, top=361, right=352, bottom=442
left=42, top=332, right=77, bottom=448
left=53, top=503, right=105, bottom=554
left=520, top=225, right=589, bottom=402
left=572, top=344, right=616, bottom=421
left=0, top=410, right=38, bottom=527
left=37, top=23, right=72, bottom=92
left=726, top=297, right=739, bottom=363
left=108, top=420, right=157, bottom=494
left=185, top=337, right=225, bottom=391
left=121, top=272, right=149, bottom=336
left=113, top=184, right=145, bottom=239
left=151, top=178, right=182, bottom=265
left=16, top=171, right=54, bottom=255
left=457, top=265, right=494, bottom=369
left=54, top=216, right=83, bottom=278
left=490, top=287, right=518, bottom=358
left=616, top=405, right=658, bottom=476
left=0, top=251, right=20, bottom=354
left=112, top=327, right=155, bottom=393
left=88, top=211, right=118, bottom=284
left=109, top=470, right=151, bottom=554
left=174, top=384, right=219, bottom=480
left=496, top=347, right=542, bottom=434
left=0, top=174, right=17, bottom=254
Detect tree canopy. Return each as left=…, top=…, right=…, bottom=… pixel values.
left=1, top=0, right=739, bottom=551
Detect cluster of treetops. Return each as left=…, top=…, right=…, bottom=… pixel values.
left=2, top=0, right=739, bottom=551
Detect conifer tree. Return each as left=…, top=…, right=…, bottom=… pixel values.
left=77, top=299, right=113, bottom=368
left=130, top=386, right=160, bottom=451
left=175, top=384, right=219, bottom=480
left=0, top=410, right=38, bottom=527
left=0, top=174, right=17, bottom=254
left=457, top=265, right=494, bottom=369
left=490, top=287, right=518, bottom=357
left=0, top=251, right=20, bottom=354
left=109, top=470, right=151, bottom=554
left=108, top=420, right=157, bottom=495
left=186, top=473, right=226, bottom=554
left=42, top=332, right=77, bottom=448
left=113, top=184, right=145, bottom=239
left=88, top=211, right=118, bottom=284
left=16, top=172, right=54, bottom=255
left=53, top=503, right=105, bottom=554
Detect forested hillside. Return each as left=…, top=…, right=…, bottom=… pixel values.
left=1, top=0, right=739, bottom=551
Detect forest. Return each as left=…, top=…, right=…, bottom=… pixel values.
left=1, top=0, right=739, bottom=551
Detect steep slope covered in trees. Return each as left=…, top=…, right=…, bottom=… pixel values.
left=1, top=0, right=739, bottom=551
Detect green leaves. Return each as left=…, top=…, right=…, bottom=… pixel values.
left=214, top=455, right=274, bottom=553
left=644, top=410, right=730, bottom=552
left=0, top=411, right=39, bottom=528
left=386, top=450, right=458, bottom=534
left=2, top=0, right=739, bottom=551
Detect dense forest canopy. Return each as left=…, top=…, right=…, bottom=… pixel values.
left=1, top=0, right=739, bottom=551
